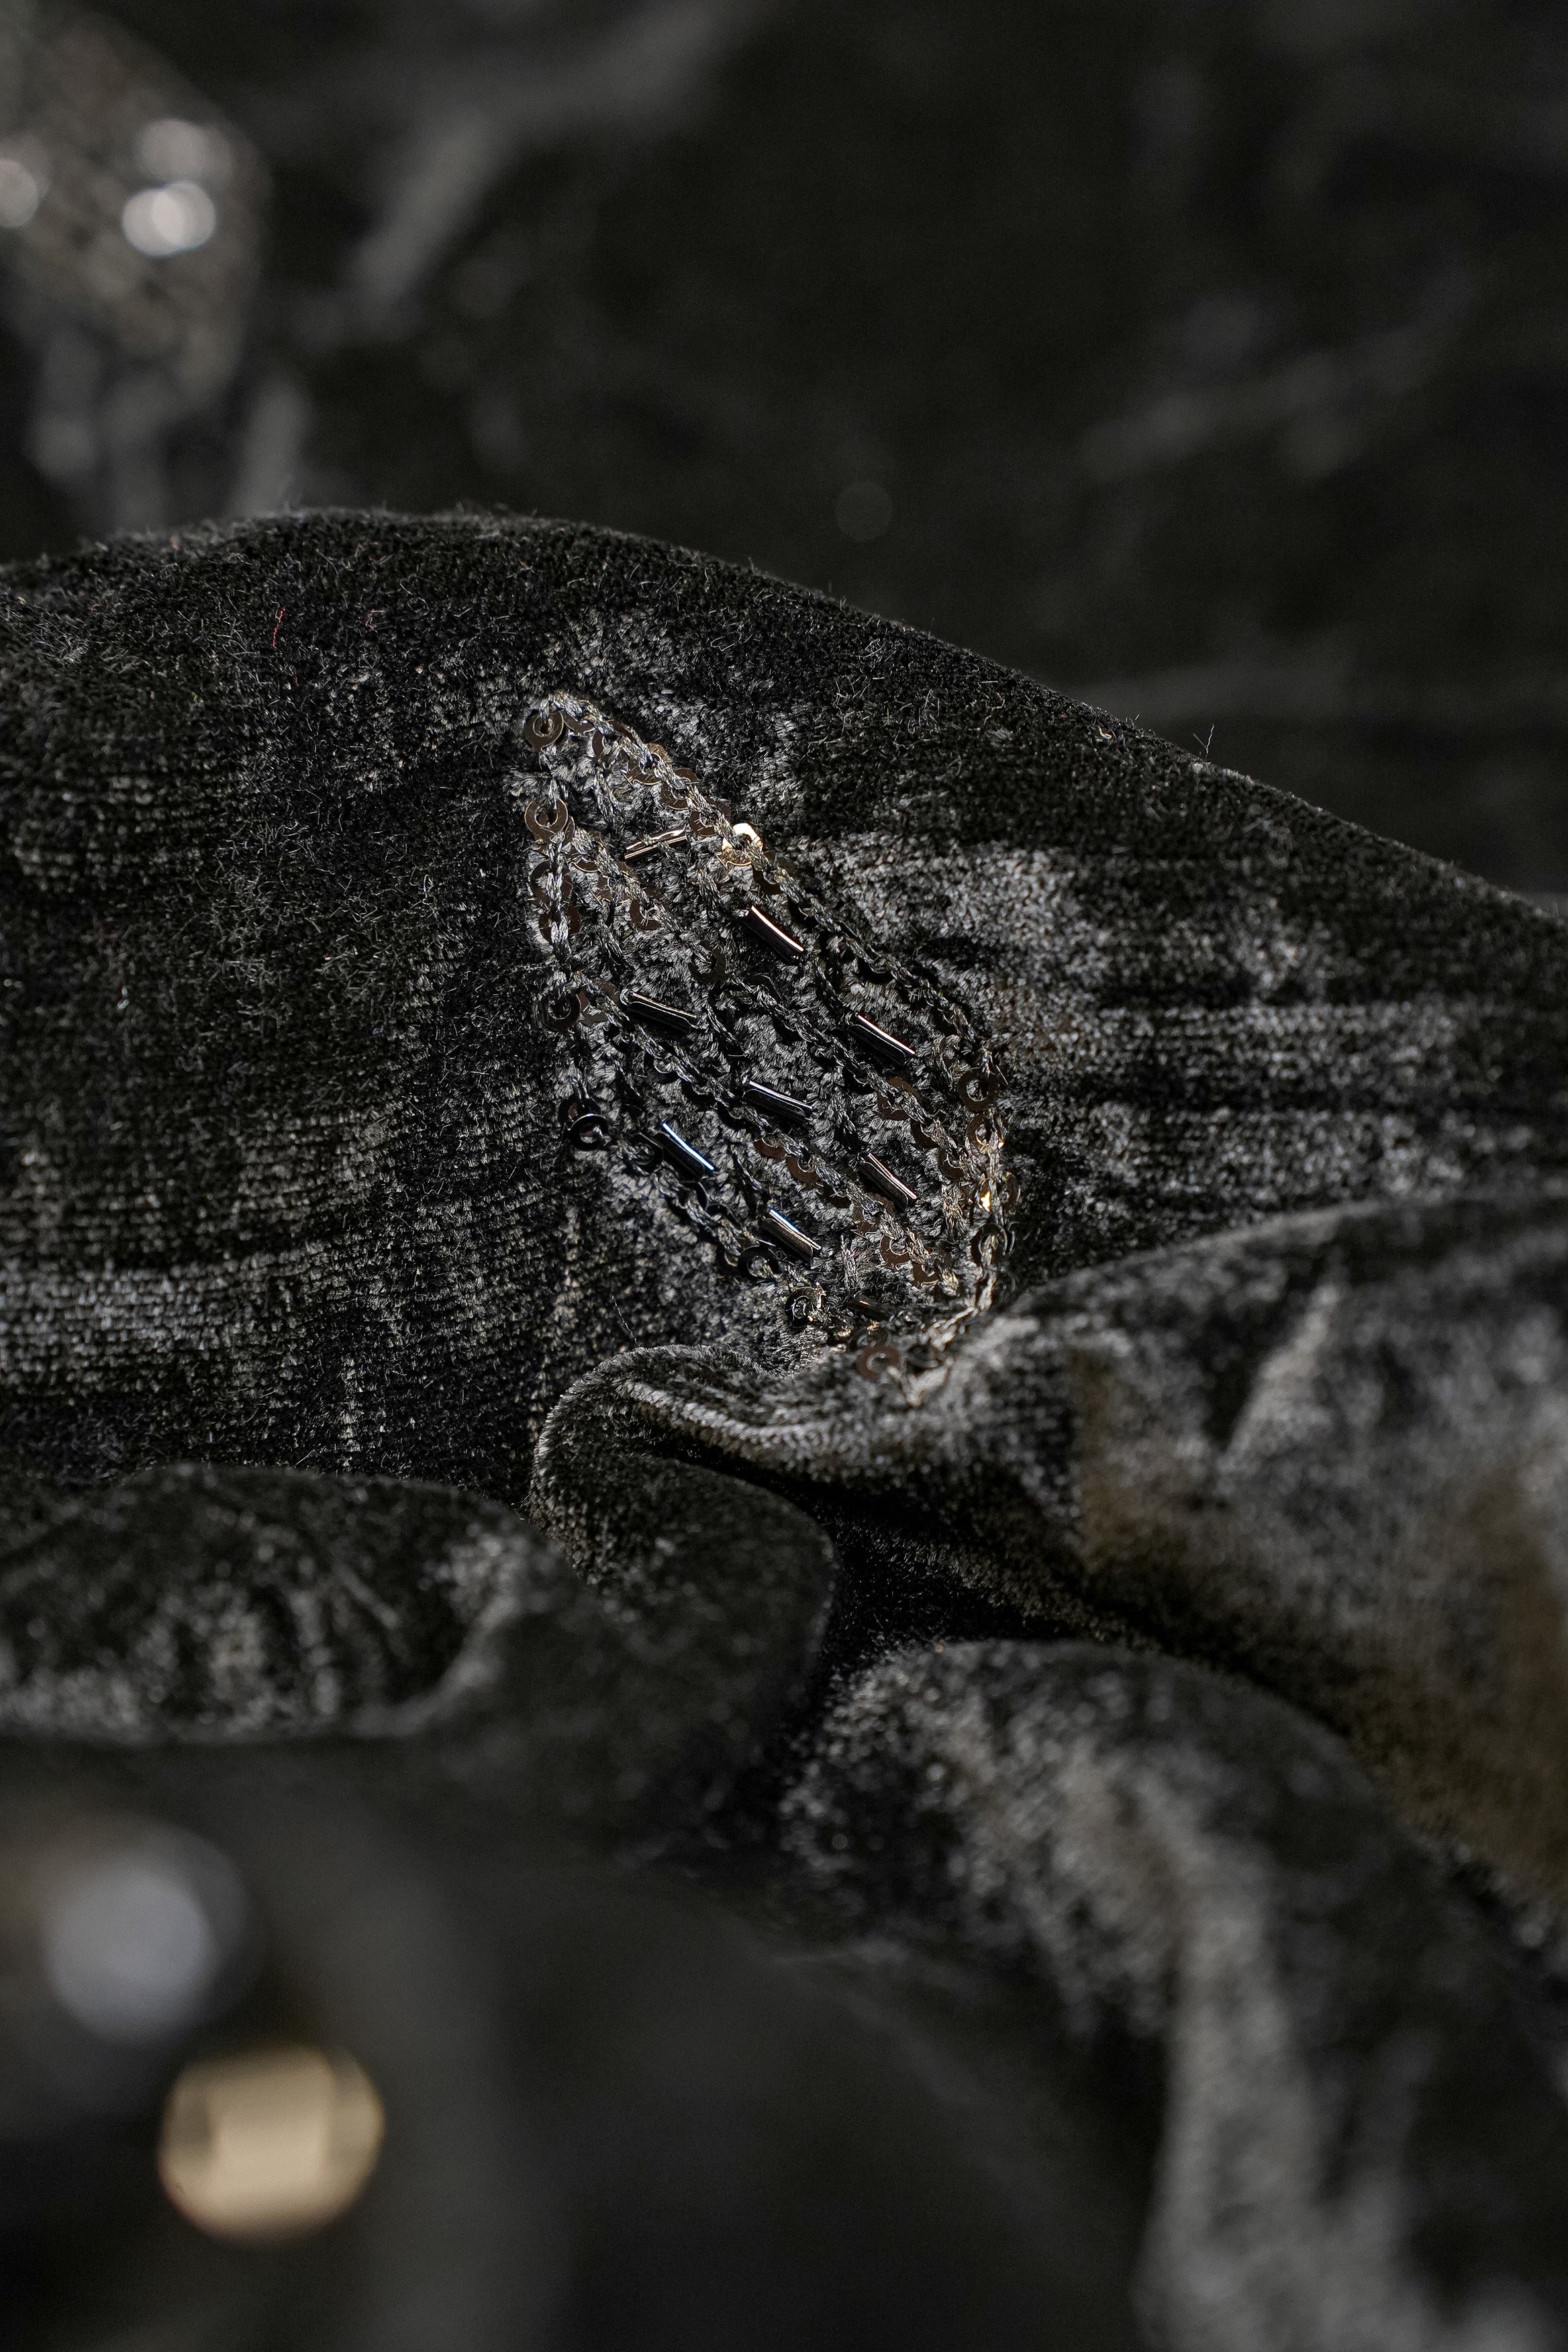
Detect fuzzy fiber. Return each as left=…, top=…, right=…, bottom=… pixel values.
left=5, top=510, right=1568, bottom=2348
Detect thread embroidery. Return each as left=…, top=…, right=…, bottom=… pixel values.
left=513, top=693, right=1017, bottom=1373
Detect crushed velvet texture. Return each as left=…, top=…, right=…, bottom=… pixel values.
left=5, top=511, right=1568, bottom=2347
left=558, top=1185, right=1568, bottom=1902
left=785, top=1644, right=1568, bottom=2352
left=4, top=511, right=1565, bottom=1497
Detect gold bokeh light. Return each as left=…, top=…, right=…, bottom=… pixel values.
left=158, top=2045, right=385, bottom=2242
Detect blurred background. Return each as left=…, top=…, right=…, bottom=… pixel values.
left=0, top=0, right=1564, bottom=887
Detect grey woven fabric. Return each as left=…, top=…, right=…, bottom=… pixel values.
left=5, top=509, right=1568, bottom=2347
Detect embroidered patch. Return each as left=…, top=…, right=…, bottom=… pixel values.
left=513, top=693, right=1016, bottom=1363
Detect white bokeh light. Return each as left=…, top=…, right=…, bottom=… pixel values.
left=0, top=155, right=41, bottom=230
left=121, top=179, right=217, bottom=259
left=133, top=117, right=230, bottom=187
left=43, top=1851, right=221, bottom=2043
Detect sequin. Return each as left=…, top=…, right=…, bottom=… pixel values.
left=523, top=796, right=571, bottom=841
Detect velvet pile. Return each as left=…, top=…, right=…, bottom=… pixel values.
left=5, top=509, right=1568, bottom=2349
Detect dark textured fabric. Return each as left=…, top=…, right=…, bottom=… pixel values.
left=573, top=1186, right=1568, bottom=1903
left=5, top=509, right=1568, bottom=2345
left=785, top=1643, right=1568, bottom=2350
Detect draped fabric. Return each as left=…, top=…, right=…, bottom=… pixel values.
left=5, top=510, right=1568, bottom=2347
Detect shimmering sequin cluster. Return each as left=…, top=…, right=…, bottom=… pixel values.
left=515, top=693, right=1016, bottom=1371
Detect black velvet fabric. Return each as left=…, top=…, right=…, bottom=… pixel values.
left=5, top=509, right=1568, bottom=2347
